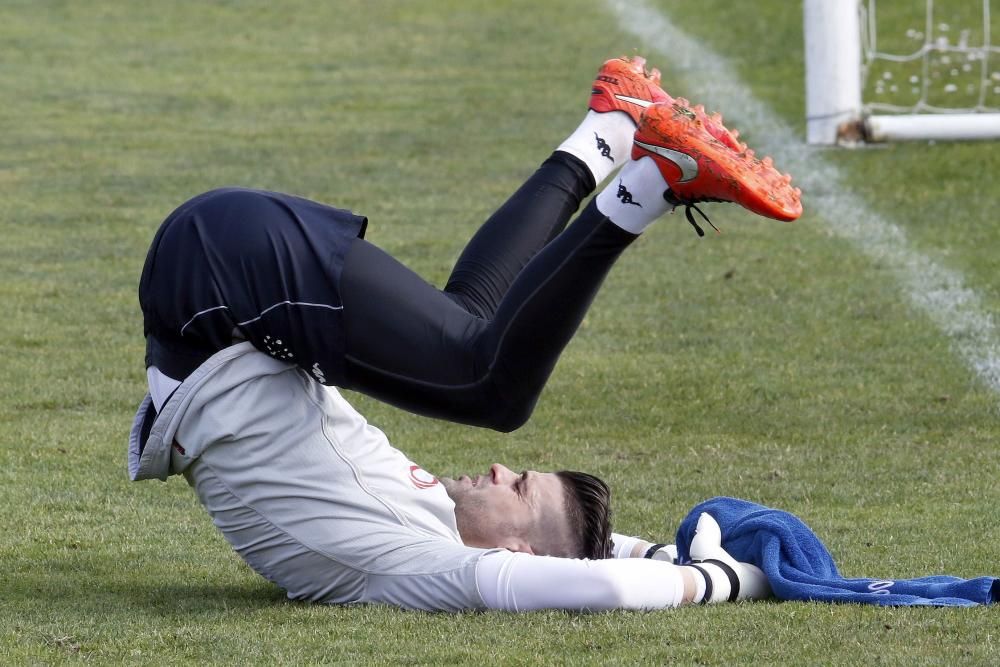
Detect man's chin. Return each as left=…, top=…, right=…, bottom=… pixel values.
left=439, top=476, right=459, bottom=495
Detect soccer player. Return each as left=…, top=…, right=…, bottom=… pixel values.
left=130, top=56, right=800, bottom=611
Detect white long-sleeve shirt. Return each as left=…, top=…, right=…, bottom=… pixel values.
left=130, top=343, right=686, bottom=612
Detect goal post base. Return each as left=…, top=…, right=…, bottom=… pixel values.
left=864, top=114, right=1000, bottom=142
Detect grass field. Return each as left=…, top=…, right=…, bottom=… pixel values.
left=2, top=0, right=999, bottom=663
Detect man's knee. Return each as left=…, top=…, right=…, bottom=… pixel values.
left=479, top=396, right=536, bottom=433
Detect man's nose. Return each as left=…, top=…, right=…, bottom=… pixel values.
left=490, top=463, right=513, bottom=484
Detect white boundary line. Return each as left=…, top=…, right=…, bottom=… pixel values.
left=607, top=0, right=1000, bottom=398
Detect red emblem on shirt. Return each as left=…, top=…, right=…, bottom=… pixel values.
left=408, top=465, right=439, bottom=489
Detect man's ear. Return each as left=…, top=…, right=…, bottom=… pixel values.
left=499, top=537, right=535, bottom=555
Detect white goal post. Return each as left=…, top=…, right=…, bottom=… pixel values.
left=805, top=0, right=1000, bottom=143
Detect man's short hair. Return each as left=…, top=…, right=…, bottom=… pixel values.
left=555, top=470, right=613, bottom=559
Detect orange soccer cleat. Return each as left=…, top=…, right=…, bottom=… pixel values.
left=590, top=56, right=743, bottom=153
left=632, top=100, right=802, bottom=232
left=589, top=56, right=670, bottom=125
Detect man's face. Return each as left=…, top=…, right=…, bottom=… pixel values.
left=440, top=464, right=575, bottom=557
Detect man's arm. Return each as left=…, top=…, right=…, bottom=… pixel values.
left=477, top=551, right=690, bottom=611
left=477, top=514, right=770, bottom=612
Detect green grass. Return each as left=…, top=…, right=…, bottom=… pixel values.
left=2, top=0, right=999, bottom=663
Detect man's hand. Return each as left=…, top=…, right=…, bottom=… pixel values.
left=689, top=513, right=772, bottom=602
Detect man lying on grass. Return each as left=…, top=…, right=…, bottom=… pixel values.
left=129, top=56, right=800, bottom=611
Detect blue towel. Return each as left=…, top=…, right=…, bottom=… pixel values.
left=675, top=497, right=999, bottom=607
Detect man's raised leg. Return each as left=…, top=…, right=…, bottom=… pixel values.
left=338, top=58, right=801, bottom=430
left=443, top=56, right=666, bottom=318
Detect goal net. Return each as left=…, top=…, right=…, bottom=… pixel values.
left=805, top=0, right=1000, bottom=143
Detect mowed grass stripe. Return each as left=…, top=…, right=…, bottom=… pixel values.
left=609, top=0, right=1000, bottom=400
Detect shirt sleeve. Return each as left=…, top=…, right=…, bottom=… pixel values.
left=475, top=550, right=687, bottom=612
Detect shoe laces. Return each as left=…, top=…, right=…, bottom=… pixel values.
left=664, top=190, right=722, bottom=237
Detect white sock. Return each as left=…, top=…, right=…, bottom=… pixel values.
left=595, top=156, right=675, bottom=234
left=557, top=110, right=636, bottom=185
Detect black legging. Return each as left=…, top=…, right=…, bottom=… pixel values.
left=340, top=152, right=636, bottom=431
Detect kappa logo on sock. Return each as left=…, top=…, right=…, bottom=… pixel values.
left=616, top=180, right=642, bottom=207
left=594, top=132, right=614, bottom=161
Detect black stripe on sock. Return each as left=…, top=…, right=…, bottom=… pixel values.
left=643, top=543, right=669, bottom=559
left=701, top=558, right=741, bottom=602
left=688, top=564, right=714, bottom=604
